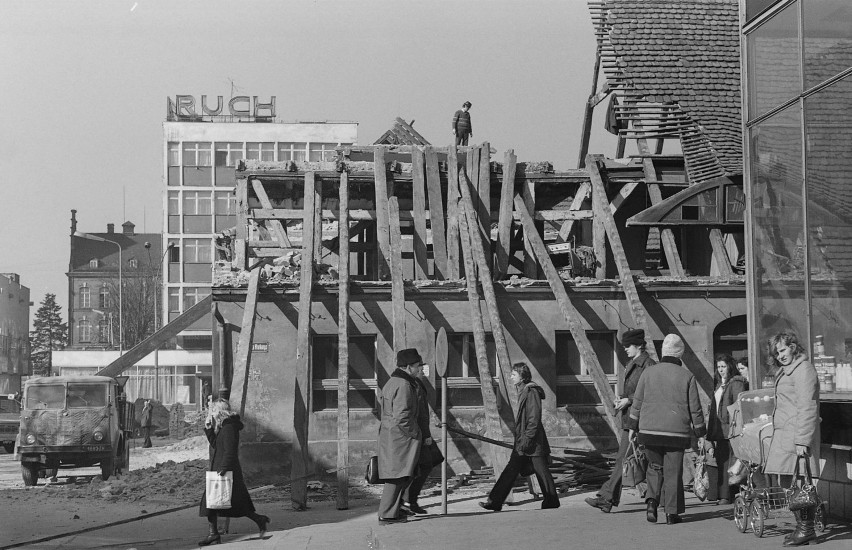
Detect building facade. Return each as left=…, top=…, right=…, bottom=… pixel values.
left=0, top=273, right=30, bottom=395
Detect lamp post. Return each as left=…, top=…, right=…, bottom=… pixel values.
left=74, top=231, right=123, bottom=353
left=146, top=241, right=174, bottom=402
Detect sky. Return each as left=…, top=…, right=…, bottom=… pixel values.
left=0, top=0, right=617, bottom=325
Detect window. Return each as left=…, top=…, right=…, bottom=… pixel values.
left=183, top=191, right=213, bottom=215
left=25, top=385, right=65, bottom=410
left=128, top=258, right=138, bottom=268
left=215, top=191, right=236, bottom=215
left=78, top=283, right=91, bottom=308
left=555, top=330, right=617, bottom=406
left=246, top=142, right=274, bottom=161
left=278, top=142, right=307, bottom=162
left=183, top=287, right=210, bottom=310
left=168, top=191, right=180, bottom=214
left=312, top=335, right=377, bottom=410
left=98, top=319, right=110, bottom=343
left=168, top=288, right=180, bottom=313
left=99, top=286, right=110, bottom=308
left=215, top=142, right=244, bottom=167
left=183, top=239, right=212, bottom=263
left=309, top=143, right=340, bottom=162
left=168, top=142, right=180, bottom=166
left=89, top=259, right=99, bottom=268
left=438, top=333, right=497, bottom=408
left=168, top=241, right=180, bottom=263
left=66, top=384, right=108, bottom=408
left=182, top=142, right=212, bottom=167
left=78, top=317, right=92, bottom=343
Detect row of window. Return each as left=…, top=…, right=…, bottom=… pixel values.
left=76, top=316, right=111, bottom=343
left=168, top=191, right=237, bottom=216
left=77, top=283, right=111, bottom=309
left=85, top=258, right=139, bottom=269
left=168, top=141, right=351, bottom=167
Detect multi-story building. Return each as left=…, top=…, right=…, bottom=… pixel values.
left=0, top=273, right=30, bottom=394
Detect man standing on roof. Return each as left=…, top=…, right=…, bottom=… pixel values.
left=452, top=101, right=473, bottom=146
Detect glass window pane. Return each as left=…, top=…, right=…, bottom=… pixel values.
left=67, top=384, right=108, bottom=408
left=555, top=332, right=581, bottom=376
left=168, top=192, right=180, bottom=215
left=182, top=143, right=197, bottom=167
left=725, top=185, right=746, bottom=222
left=805, top=74, right=852, bottom=363
left=748, top=105, right=807, bottom=383
left=26, top=385, right=65, bottom=409
left=168, top=142, right=180, bottom=166
left=747, top=3, right=801, bottom=120
left=804, top=0, right=852, bottom=88
left=746, top=0, right=780, bottom=24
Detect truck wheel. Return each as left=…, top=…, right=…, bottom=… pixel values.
left=21, top=463, right=39, bottom=486
left=100, top=456, right=114, bottom=481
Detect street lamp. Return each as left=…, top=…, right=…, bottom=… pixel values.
left=74, top=231, right=123, bottom=353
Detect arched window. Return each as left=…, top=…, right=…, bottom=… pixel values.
left=99, top=286, right=110, bottom=308
left=89, top=259, right=99, bottom=268
left=128, top=258, right=138, bottom=268
left=78, top=284, right=90, bottom=308
left=78, top=318, right=92, bottom=343
left=98, top=319, right=110, bottom=343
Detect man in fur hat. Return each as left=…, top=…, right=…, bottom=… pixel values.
left=586, top=328, right=655, bottom=512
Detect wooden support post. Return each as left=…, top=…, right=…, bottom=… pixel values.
left=234, top=179, right=249, bottom=271
left=250, top=178, right=292, bottom=247
left=457, top=168, right=518, bottom=415
left=458, top=199, right=510, bottom=474
left=496, top=150, right=516, bottom=279
left=610, top=181, right=639, bottom=214
left=587, top=156, right=659, bottom=361
left=411, top=148, right=429, bottom=279
left=577, top=48, right=602, bottom=169
left=514, top=194, right=620, bottom=436
left=292, top=171, right=317, bottom=511
left=557, top=182, right=590, bottom=244
left=229, top=266, right=261, bottom=416
left=522, top=178, right=538, bottom=278
left=477, top=143, right=491, bottom=266
left=425, top=146, right=448, bottom=280
left=313, top=177, right=323, bottom=263
left=388, top=197, right=407, bottom=350
left=709, top=228, right=734, bottom=278
left=592, top=176, right=606, bottom=278
left=336, top=171, right=350, bottom=510
left=214, top=303, right=227, bottom=398
left=446, top=145, right=461, bottom=279
left=373, top=148, right=392, bottom=280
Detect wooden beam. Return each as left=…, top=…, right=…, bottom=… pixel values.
left=250, top=177, right=292, bottom=247
left=578, top=47, right=602, bottom=169
left=336, top=171, right=350, bottom=510
left=291, top=171, right=317, bottom=511
left=411, top=148, right=429, bottom=279
left=587, top=156, right=659, bottom=362
left=96, top=295, right=213, bottom=379
left=496, top=150, right=516, bottom=279
left=234, top=179, right=248, bottom=271
left=709, top=228, right=735, bottom=278
left=478, top=143, right=492, bottom=269
left=557, top=182, right=590, bottom=243
left=610, top=181, right=639, bottom=214
left=522, top=178, right=538, bottom=277
left=249, top=208, right=591, bottom=223
left=425, top=146, right=448, bottom=280
left=514, top=194, right=620, bottom=436
left=313, top=177, right=323, bottom=262
left=591, top=174, right=606, bottom=278
left=446, top=145, right=461, bottom=279
left=373, top=148, right=392, bottom=280
left=229, top=266, right=261, bottom=417
left=388, top=197, right=407, bottom=350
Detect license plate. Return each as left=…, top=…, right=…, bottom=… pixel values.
left=83, top=445, right=108, bottom=451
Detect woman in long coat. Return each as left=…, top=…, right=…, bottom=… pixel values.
left=763, top=331, right=820, bottom=547
left=198, top=398, right=269, bottom=546
left=706, top=353, right=747, bottom=504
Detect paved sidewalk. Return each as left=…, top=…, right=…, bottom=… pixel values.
left=27, top=486, right=852, bottom=549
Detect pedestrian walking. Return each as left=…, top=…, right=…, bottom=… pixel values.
left=198, top=398, right=269, bottom=546
left=627, top=334, right=707, bottom=525
left=705, top=353, right=747, bottom=505
left=401, top=363, right=442, bottom=515
left=141, top=399, right=153, bottom=448
left=452, top=101, right=473, bottom=145
left=586, top=328, right=655, bottom=513
left=377, top=348, right=425, bottom=524
left=479, top=362, right=560, bottom=512
left=763, top=330, right=820, bottom=547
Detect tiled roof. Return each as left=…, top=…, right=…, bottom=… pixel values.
left=373, top=117, right=431, bottom=146
left=589, top=0, right=742, bottom=183
left=70, top=229, right=162, bottom=273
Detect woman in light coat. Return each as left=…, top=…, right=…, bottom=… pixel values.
left=763, top=331, right=820, bottom=547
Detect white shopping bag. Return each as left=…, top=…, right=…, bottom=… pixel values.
left=205, top=471, right=233, bottom=510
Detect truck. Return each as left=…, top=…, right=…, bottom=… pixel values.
left=0, top=393, right=20, bottom=454
left=16, top=375, right=134, bottom=485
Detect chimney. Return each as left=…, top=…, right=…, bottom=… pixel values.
left=70, top=210, right=77, bottom=235
left=122, top=221, right=135, bottom=236
left=107, top=223, right=115, bottom=234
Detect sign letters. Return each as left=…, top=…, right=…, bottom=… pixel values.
left=169, top=95, right=276, bottom=119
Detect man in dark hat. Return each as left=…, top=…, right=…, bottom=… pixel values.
left=585, top=328, right=655, bottom=513
left=452, top=101, right=473, bottom=145
left=377, top=348, right=425, bottom=524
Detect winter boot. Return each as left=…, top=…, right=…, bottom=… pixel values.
left=198, top=522, right=221, bottom=546
left=783, top=506, right=817, bottom=546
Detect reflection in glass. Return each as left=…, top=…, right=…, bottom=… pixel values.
left=804, top=0, right=852, bottom=88
left=806, top=75, right=852, bottom=366
left=747, top=3, right=801, bottom=120
left=746, top=0, right=779, bottom=24
left=749, top=106, right=807, bottom=383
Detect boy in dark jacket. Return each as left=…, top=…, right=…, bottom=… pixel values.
left=479, top=362, right=559, bottom=511
left=452, top=101, right=473, bottom=145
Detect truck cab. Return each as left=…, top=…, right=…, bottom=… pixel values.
left=16, top=375, right=133, bottom=485
left=0, top=393, right=21, bottom=454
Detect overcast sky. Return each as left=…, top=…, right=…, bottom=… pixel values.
left=0, top=0, right=616, bottom=324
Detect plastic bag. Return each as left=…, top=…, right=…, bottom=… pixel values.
left=205, top=471, right=233, bottom=510
left=623, top=439, right=648, bottom=487
left=694, top=448, right=709, bottom=501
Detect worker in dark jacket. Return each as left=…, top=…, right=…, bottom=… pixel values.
left=479, top=362, right=560, bottom=511
left=586, top=328, right=655, bottom=512
left=141, top=400, right=153, bottom=448
left=627, top=334, right=706, bottom=525
left=198, top=398, right=269, bottom=546
left=452, top=101, right=473, bottom=145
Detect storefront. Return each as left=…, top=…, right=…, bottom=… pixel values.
left=742, top=0, right=852, bottom=519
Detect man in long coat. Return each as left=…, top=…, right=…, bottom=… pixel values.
left=402, top=365, right=439, bottom=514
left=377, top=348, right=424, bottom=524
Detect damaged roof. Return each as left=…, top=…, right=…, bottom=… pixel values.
left=373, top=117, right=431, bottom=146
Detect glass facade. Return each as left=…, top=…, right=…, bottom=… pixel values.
left=744, top=1, right=852, bottom=394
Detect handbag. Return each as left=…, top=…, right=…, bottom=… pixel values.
left=205, top=471, right=233, bottom=510
left=694, top=447, right=709, bottom=501
left=365, top=455, right=381, bottom=485
left=622, top=438, right=648, bottom=487
left=423, top=441, right=445, bottom=469
left=787, top=457, right=820, bottom=511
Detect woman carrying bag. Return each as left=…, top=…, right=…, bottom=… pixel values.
left=198, top=398, right=270, bottom=546
left=706, top=353, right=747, bottom=505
